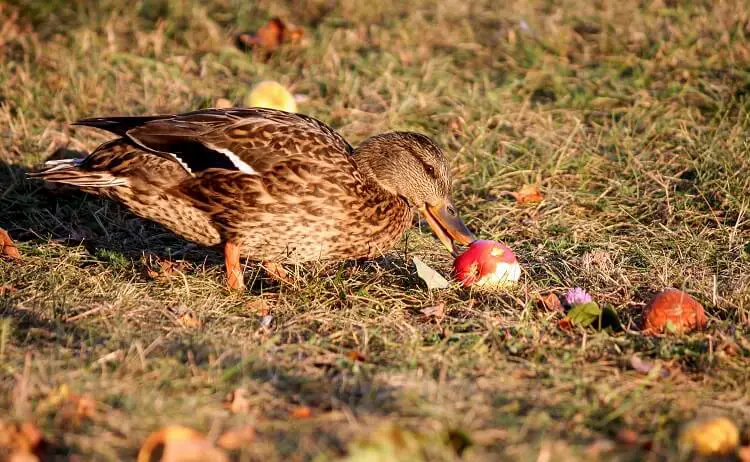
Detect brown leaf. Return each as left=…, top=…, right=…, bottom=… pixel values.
left=0, top=420, right=47, bottom=461
left=557, top=317, right=573, bottom=331
left=143, top=256, right=187, bottom=280
left=538, top=293, right=563, bottom=312
left=510, top=184, right=543, bottom=204
left=420, top=302, right=445, bottom=320
left=245, top=298, right=270, bottom=316
left=616, top=428, right=640, bottom=446
left=738, top=446, right=750, bottom=462
left=137, top=426, right=228, bottom=462
left=216, top=425, right=256, bottom=450
left=346, top=351, right=367, bottom=362
left=223, top=388, right=250, bottom=414
left=629, top=355, right=669, bottom=378
left=176, top=311, right=201, bottom=329
left=290, top=406, right=312, bottom=419
left=1, top=228, right=21, bottom=260
left=235, top=17, right=304, bottom=51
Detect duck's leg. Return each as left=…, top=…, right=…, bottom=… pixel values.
left=262, top=261, right=293, bottom=284
left=225, top=241, right=244, bottom=290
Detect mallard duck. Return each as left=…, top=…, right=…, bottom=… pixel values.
left=30, top=108, right=476, bottom=289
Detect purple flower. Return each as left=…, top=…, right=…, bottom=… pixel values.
left=566, top=287, right=593, bottom=306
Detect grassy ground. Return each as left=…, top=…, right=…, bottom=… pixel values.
left=2, top=0, right=750, bottom=460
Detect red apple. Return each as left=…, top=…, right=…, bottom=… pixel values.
left=453, top=240, right=521, bottom=289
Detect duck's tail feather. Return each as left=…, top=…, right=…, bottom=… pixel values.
left=28, top=158, right=129, bottom=188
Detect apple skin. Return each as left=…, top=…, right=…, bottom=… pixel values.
left=643, top=288, right=707, bottom=334
left=453, top=240, right=521, bottom=289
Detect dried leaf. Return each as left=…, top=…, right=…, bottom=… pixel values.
left=290, top=406, right=312, bottom=419
left=413, top=257, right=450, bottom=290
left=223, top=389, right=250, bottom=414
left=245, top=298, right=270, bottom=316
left=0, top=228, right=21, bottom=260
left=615, top=428, right=640, bottom=446
left=0, top=420, right=47, bottom=461
left=137, top=425, right=228, bottom=462
left=346, top=351, right=367, bottom=362
left=629, top=355, right=669, bottom=378
left=738, top=446, right=750, bottom=462
left=538, top=293, right=563, bottom=312
left=510, top=184, right=543, bottom=204
left=235, top=17, right=304, bottom=51
left=420, top=302, right=446, bottom=320
left=216, top=425, right=256, bottom=450
left=176, top=312, right=201, bottom=329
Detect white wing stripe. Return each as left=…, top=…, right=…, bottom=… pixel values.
left=203, top=143, right=257, bottom=175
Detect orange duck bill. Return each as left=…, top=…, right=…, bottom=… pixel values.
left=419, top=201, right=476, bottom=256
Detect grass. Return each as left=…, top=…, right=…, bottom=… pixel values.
left=1, top=0, right=750, bottom=460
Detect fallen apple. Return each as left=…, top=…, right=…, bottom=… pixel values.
left=643, top=288, right=707, bottom=334
left=453, top=240, right=521, bottom=289
left=246, top=81, right=297, bottom=113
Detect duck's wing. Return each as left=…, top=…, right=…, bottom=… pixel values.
left=73, top=108, right=354, bottom=176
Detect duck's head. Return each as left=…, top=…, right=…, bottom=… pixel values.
left=354, top=132, right=476, bottom=255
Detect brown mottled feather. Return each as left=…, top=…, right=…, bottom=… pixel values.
left=31, top=108, right=419, bottom=263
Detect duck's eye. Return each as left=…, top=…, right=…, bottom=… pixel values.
left=424, top=165, right=435, bottom=176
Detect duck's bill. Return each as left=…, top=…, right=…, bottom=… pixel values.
left=420, top=202, right=477, bottom=256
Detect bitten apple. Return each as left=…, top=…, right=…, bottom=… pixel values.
left=453, top=240, right=521, bottom=289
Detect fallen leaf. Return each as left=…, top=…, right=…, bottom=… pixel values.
left=216, top=425, right=256, bottom=450
left=420, top=301, right=446, bottom=320
left=510, top=184, right=543, bottom=204
left=615, top=428, right=640, bottom=446
left=538, top=293, right=563, bottom=312
left=290, top=406, right=312, bottom=419
left=223, top=388, right=251, bottom=414
left=629, top=355, right=669, bottom=378
left=143, top=256, right=188, bottom=280
left=235, top=17, right=304, bottom=51
left=557, top=317, right=573, bottom=331
left=413, top=256, right=450, bottom=289
left=738, top=446, right=750, bottom=462
left=137, top=425, right=228, bottom=462
left=0, top=228, right=21, bottom=260
left=562, top=302, right=622, bottom=331
left=0, top=420, right=48, bottom=461
left=245, top=298, right=270, bottom=316
left=346, top=351, right=367, bottom=362
left=680, top=416, right=739, bottom=456
left=176, top=312, right=201, bottom=329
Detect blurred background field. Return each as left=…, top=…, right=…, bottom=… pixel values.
left=1, top=0, right=750, bottom=460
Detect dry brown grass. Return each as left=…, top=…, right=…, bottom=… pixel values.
left=1, top=0, right=750, bottom=460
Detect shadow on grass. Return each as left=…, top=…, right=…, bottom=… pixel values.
left=1, top=155, right=422, bottom=293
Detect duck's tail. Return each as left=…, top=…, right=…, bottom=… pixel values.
left=27, top=158, right=129, bottom=189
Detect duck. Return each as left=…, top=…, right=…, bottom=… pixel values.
left=30, top=108, right=476, bottom=290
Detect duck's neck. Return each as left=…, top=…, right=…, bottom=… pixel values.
left=352, top=144, right=400, bottom=199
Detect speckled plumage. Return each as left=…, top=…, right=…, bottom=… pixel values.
left=32, top=108, right=475, bottom=288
